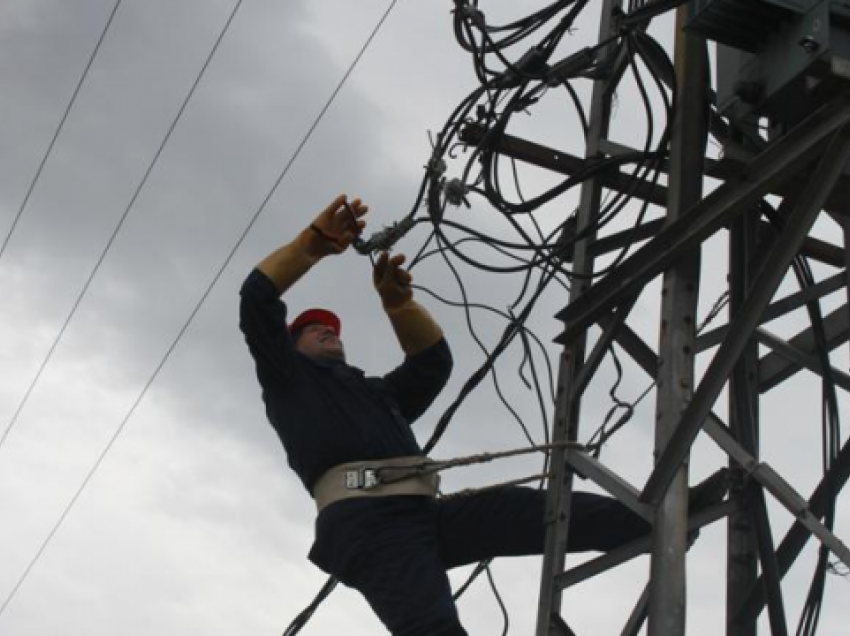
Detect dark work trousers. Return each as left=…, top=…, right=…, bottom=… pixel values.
left=309, top=487, right=650, bottom=636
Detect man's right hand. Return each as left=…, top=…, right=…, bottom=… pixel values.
left=303, top=194, right=368, bottom=260
left=256, top=194, right=368, bottom=294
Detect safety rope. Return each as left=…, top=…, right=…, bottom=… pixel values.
left=375, top=440, right=584, bottom=494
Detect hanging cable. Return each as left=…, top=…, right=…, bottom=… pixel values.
left=0, top=0, right=249, bottom=617
left=0, top=0, right=125, bottom=263
left=485, top=564, right=510, bottom=636
left=0, top=0, right=401, bottom=622
left=0, top=0, right=247, bottom=453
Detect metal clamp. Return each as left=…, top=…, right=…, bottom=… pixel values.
left=344, top=467, right=380, bottom=490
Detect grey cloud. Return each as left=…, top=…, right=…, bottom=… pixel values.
left=3, top=1, right=846, bottom=634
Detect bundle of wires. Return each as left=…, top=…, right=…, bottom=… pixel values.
left=362, top=1, right=679, bottom=456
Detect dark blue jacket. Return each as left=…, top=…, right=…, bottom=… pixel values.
left=239, top=268, right=453, bottom=493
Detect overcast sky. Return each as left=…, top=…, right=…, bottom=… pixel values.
left=0, top=1, right=847, bottom=635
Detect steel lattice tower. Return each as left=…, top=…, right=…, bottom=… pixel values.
left=486, top=2, right=850, bottom=634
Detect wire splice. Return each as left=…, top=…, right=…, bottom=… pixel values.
left=353, top=216, right=416, bottom=254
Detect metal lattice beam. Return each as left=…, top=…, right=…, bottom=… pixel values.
left=554, top=93, right=850, bottom=344
left=642, top=122, right=850, bottom=506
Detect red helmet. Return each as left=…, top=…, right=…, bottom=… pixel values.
left=288, top=308, right=341, bottom=337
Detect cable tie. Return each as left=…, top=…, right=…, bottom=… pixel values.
left=444, top=178, right=469, bottom=207
left=455, top=2, right=485, bottom=26
left=427, top=156, right=447, bottom=177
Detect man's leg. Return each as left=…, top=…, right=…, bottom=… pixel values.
left=436, top=487, right=650, bottom=569
left=332, top=499, right=468, bottom=636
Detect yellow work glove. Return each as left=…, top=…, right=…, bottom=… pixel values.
left=299, top=194, right=368, bottom=261
left=373, top=251, right=443, bottom=355
left=373, top=251, right=413, bottom=310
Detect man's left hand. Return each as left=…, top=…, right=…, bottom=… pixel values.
left=373, top=251, right=413, bottom=310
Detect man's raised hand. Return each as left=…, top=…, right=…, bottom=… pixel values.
left=373, top=251, right=414, bottom=311
left=305, top=194, right=368, bottom=259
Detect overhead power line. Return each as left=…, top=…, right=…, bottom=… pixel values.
left=0, top=0, right=246, bottom=453
left=0, top=0, right=400, bottom=619
left=0, top=0, right=125, bottom=263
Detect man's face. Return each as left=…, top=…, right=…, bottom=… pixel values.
left=294, top=322, right=345, bottom=362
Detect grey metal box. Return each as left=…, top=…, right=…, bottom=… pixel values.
left=689, top=0, right=850, bottom=125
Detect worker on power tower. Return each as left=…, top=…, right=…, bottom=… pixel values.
left=238, top=194, right=727, bottom=636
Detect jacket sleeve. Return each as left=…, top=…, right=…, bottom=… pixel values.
left=381, top=337, right=453, bottom=424
left=239, top=268, right=297, bottom=386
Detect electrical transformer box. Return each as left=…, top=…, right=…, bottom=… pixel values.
left=687, top=0, right=850, bottom=126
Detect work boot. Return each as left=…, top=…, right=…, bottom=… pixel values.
left=688, top=467, right=730, bottom=514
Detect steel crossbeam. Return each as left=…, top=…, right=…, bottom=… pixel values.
left=757, top=306, right=850, bottom=392
left=554, top=93, right=850, bottom=345
left=697, top=272, right=848, bottom=352
left=556, top=501, right=736, bottom=590
left=565, top=450, right=653, bottom=521
left=641, top=122, right=850, bottom=506
left=567, top=273, right=850, bottom=627
left=733, top=427, right=850, bottom=625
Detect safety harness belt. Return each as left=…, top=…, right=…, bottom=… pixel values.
left=312, top=456, right=439, bottom=512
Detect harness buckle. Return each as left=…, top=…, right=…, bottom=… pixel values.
left=344, top=467, right=380, bottom=490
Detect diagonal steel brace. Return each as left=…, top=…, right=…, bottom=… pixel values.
left=555, top=93, right=850, bottom=344
left=641, top=121, right=850, bottom=506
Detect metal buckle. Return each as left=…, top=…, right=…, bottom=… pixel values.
left=344, top=467, right=380, bottom=490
